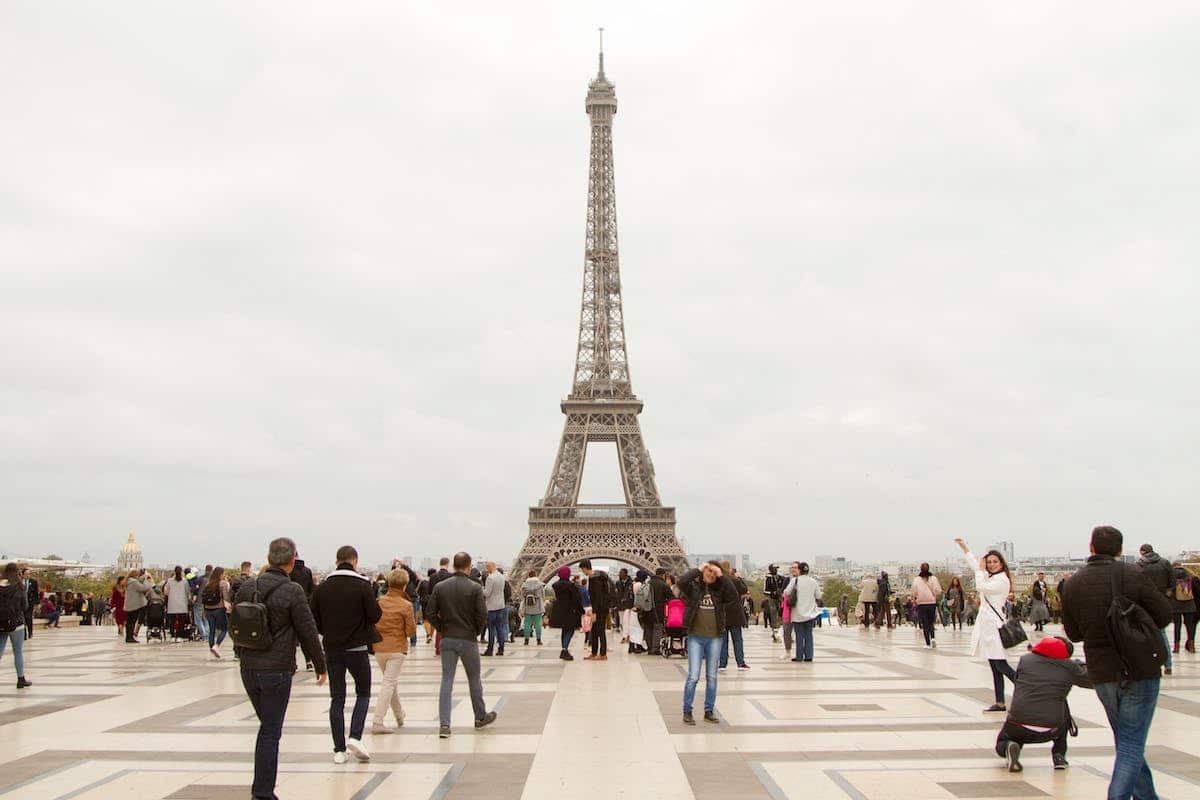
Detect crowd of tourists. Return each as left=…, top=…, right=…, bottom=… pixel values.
left=1, top=525, right=1196, bottom=800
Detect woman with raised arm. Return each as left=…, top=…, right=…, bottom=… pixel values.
left=954, top=538, right=1018, bottom=712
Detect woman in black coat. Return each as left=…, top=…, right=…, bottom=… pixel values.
left=549, top=565, right=583, bottom=661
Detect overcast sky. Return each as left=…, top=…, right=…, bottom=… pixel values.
left=2, top=3, right=1197, bottom=571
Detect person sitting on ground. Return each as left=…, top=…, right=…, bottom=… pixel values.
left=40, top=595, right=61, bottom=628
left=996, top=636, right=1091, bottom=773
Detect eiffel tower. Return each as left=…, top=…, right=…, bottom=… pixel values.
left=511, top=40, right=688, bottom=584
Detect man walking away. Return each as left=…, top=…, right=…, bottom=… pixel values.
left=996, top=636, right=1091, bottom=772
left=418, top=569, right=435, bottom=644
left=235, top=537, right=327, bottom=800
left=718, top=560, right=750, bottom=670
left=429, top=557, right=451, bottom=656
left=646, top=568, right=671, bottom=654
left=763, top=564, right=784, bottom=641
left=21, top=568, right=37, bottom=640
left=289, top=556, right=315, bottom=670
left=521, top=570, right=545, bottom=646
left=1062, top=526, right=1172, bottom=800
left=311, top=545, right=381, bottom=764
left=425, top=552, right=496, bottom=738
left=1136, top=543, right=1176, bottom=675
left=580, top=560, right=611, bottom=660
left=482, top=561, right=507, bottom=656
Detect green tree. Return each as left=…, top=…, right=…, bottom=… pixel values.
left=819, top=576, right=858, bottom=607
left=42, top=554, right=62, bottom=561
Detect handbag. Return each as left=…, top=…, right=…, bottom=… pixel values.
left=984, top=596, right=1027, bottom=649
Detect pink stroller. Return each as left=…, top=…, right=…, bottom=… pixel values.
left=659, top=598, right=687, bottom=658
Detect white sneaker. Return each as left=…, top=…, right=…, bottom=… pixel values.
left=371, top=723, right=393, bottom=735
left=396, top=710, right=406, bottom=728
left=332, top=751, right=347, bottom=765
left=347, top=738, right=370, bottom=762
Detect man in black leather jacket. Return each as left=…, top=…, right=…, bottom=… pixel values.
left=425, top=551, right=495, bottom=738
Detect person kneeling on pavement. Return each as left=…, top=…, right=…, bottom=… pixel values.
left=996, top=636, right=1092, bottom=773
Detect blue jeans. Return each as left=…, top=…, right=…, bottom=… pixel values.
left=1095, top=679, right=1160, bottom=800
left=486, top=608, right=507, bottom=653
left=0, top=627, right=26, bottom=677
left=193, top=603, right=209, bottom=639
left=326, top=649, right=371, bottom=751
left=241, top=670, right=293, bottom=800
left=439, top=637, right=487, bottom=727
left=793, top=619, right=815, bottom=660
left=561, top=626, right=574, bottom=650
left=204, top=607, right=228, bottom=649
left=719, top=624, right=745, bottom=667
left=683, top=634, right=721, bottom=714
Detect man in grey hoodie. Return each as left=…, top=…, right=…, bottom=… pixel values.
left=520, top=570, right=545, bottom=646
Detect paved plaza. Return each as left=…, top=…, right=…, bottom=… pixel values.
left=1, top=622, right=1197, bottom=799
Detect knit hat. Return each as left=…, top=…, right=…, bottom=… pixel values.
left=635, top=569, right=649, bottom=582
left=557, top=565, right=571, bottom=580
left=1031, top=636, right=1073, bottom=659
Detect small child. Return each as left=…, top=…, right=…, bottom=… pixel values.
left=997, top=636, right=1092, bottom=772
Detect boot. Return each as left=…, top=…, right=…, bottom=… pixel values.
left=17, top=677, right=32, bottom=689
left=1188, top=640, right=1196, bottom=653
left=559, top=649, right=573, bottom=660
left=1174, top=644, right=1180, bottom=654
left=524, top=637, right=530, bottom=646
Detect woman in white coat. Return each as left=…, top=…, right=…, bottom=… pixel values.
left=954, top=538, right=1018, bottom=712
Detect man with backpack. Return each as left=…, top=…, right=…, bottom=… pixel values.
left=1137, top=543, right=1176, bottom=676
left=1062, top=526, right=1172, bottom=800
left=763, top=564, right=785, bottom=641
left=232, top=537, right=327, bottom=800
left=520, top=570, right=545, bottom=646
left=311, top=545, right=382, bottom=765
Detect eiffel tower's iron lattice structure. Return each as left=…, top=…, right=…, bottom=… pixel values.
left=511, top=44, right=688, bottom=585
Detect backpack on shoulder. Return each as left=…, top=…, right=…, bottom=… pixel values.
left=0, top=588, right=22, bottom=633
left=230, top=580, right=285, bottom=651
left=1176, top=578, right=1195, bottom=603
left=201, top=584, right=221, bottom=607
left=524, top=588, right=540, bottom=611
left=634, top=582, right=653, bottom=612
left=1107, top=565, right=1166, bottom=681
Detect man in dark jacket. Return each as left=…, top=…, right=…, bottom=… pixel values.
left=996, top=636, right=1092, bottom=772
left=311, top=545, right=381, bottom=763
left=21, top=567, right=37, bottom=639
left=718, top=561, right=750, bottom=670
left=424, top=551, right=495, bottom=738
left=1062, top=526, right=1173, bottom=800
left=677, top=563, right=738, bottom=725
left=428, top=557, right=451, bottom=655
left=645, top=568, right=671, bottom=655
left=235, top=537, right=327, bottom=800
left=762, top=564, right=784, bottom=641
left=289, top=557, right=316, bottom=669
left=580, top=560, right=611, bottom=660
left=1137, top=543, right=1175, bottom=675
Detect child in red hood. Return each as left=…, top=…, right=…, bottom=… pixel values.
left=997, top=635, right=1092, bottom=773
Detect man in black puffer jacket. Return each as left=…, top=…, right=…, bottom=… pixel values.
left=1062, top=526, right=1172, bottom=800
left=311, top=545, right=381, bottom=763
left=1137, top=542, right=1175, bottom=676
left=235, top=538, right=327, bottom=800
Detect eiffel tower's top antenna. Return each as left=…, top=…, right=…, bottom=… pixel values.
left=598, top=27, right=605, bottom=79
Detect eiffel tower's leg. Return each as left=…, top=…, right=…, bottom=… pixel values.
left=541, top=415, right=588, bottom=507
left=614, top=415, right=661, bottom=508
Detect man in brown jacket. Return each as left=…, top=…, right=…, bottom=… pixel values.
left=372, top=568, right=416, bottom=734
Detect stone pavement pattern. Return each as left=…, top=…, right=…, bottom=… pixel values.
left=1, top=622, right=1198, bottom=799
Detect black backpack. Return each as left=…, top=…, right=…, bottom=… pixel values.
left=1106, top=564, right=1166, bottom=682
left=230, top=579, right=285, bottom=651
left=201, top=584, right=221, bottom=607
left=0, top=586, right=23, bottom=633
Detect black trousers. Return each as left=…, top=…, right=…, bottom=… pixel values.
left=996, top=720, right=1068, bottom=757
left=861, top=602, right=876, bottom=626
left=591, top=609, right=608, bottom=655
left=23, top=608, right=33, bottom=638
left=326, top=649, right=371, bottom=751
left=917, top=604, right=938, bottom=645
left=124, top=607, right=145, bottom=641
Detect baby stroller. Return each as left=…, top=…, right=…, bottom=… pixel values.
left=659, top=598, right=687, bottom=658
left=144, top=599, right=167, bottom=642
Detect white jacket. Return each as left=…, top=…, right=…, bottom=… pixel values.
left=784, top=575, right=820, bottom=622
left=963, top=551, right=1011, bottom=660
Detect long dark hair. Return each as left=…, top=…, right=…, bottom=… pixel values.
left=984, top=550, right=1013, bottom=586
left=2, top=562, right=19, bottom=583
left=949, top=576, right=962, bottom=590
left=206, top=566, right=225, bottom=591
